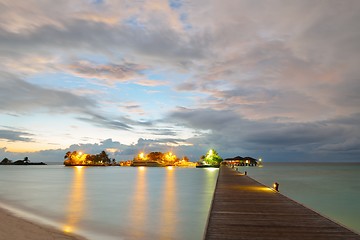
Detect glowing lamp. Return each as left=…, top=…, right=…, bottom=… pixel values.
left=209, top=149, right=214, bottom=156
left=63, top=225, right=72, bottom=233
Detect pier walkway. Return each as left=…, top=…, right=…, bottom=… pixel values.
left=204, top=166, right=360, bottom=240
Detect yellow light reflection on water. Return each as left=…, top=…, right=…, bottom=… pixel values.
left=205, top=168, right=218, bottom=172
left=160, top=167, right=177, bottom=239
left=129, top=167, right=148, bottom=238
left=63, top=166, right=85, bottom=233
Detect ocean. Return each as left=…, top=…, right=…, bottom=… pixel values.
left=0, top=166, right=218, bottom=240
left=0, top=163, right=359, bottom=239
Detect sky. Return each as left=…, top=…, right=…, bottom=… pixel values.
left=1, top=0, right=360, bottom=162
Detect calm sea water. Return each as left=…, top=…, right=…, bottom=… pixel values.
left=237, top=162, right=360, bottom=234
left=1, top=163, right=359, bottom=239
left=0, top=166, right=218, bottom=240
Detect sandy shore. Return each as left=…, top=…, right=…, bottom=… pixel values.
left=0, top=206, right=86, bottom=240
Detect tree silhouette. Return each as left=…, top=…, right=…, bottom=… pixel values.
left=1, top=158, right=12, bottom=164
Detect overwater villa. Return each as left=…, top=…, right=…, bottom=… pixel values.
left=223, top=156, right=259, bottom=166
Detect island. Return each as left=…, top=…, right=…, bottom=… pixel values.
left=62, top=148, right=260, bottom=168
left=0, top=157, right=46, bottom=165
left=63, top=149, right=196, bottom=167
left=130, top=151, right=196, bottom=167
left=64, top=150, right=116, bottom=166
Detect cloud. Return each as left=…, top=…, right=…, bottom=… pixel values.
left=168, top=107, right=360, bottom=161
left=0, top=72, right=148, bottom=133
left=66, top=60, right=147, bottom=83
left=146, top=128, right=178, bottom=136
left=118, top=102, right=145, bottom=115
left=318, top=138, right=360, bottom=153
left=1, top=0, right=360, bottom=162
left=169, top=107, right=241, bottom=131
left=174, top=0, right=360, bottom=123
left=0, top=129, right=34, bottom=142
left=77, top=112, right=132, bottom=131
left=0, top=72, right=96, bottom=114
left=0, top=12, right=207, bottom=68
left=246, top=123, right=341, bottom=147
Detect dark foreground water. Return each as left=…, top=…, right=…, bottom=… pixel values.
left=237, top=162, right=360, bottom=234
left=0, top=166, right=218, bottom=240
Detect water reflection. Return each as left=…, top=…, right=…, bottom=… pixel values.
left=63, top=166, right=85, bottom=233
left=202, top=168, right=219, bottom=210
left=160, top=166, right=178, bottom=239
left=129, top=167, right=148, bottom=239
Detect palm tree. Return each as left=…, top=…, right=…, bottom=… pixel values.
left=64, top=151, right=71, bottom=160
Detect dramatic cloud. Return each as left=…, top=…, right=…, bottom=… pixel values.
left=0, top=72, right=95, bottom=114
left=66, top=60, right=147, bottom=84
left=168, top=108, right=360, bottom=161
left=0, top=129, right=34, bottom=142
left=0, top=0, right=359, bottom=162
left=77, top=112, right=132, bottom=131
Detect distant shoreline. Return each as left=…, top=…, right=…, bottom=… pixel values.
left=0, top=162, right=47, bottom=166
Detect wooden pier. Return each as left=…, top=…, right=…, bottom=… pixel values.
left=204, top=166, right=360, bottom=240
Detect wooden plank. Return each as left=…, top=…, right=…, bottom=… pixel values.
left=204, top=166, right=360, bottom=240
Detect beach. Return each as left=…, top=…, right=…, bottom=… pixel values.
left=0, top=206, right=85, bottom=240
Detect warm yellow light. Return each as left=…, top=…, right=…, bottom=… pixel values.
left=75, top=166, right=83, bottom=169
left=232, top=186, right=273, bottom=192
left=78, top=151, right=83, bottom=156
left=167, top=166, right=174, bottom=170
left=63, top=225, right=72, bottom=233
left=139, top=166, right=145, bottom=170
left=205, top=168, right=218, bottom=172
left=209, top=149, right=214, bottom=156
left=259, top=158, right=262, bottom=162
left=139, top=152, right=145, bottom=159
